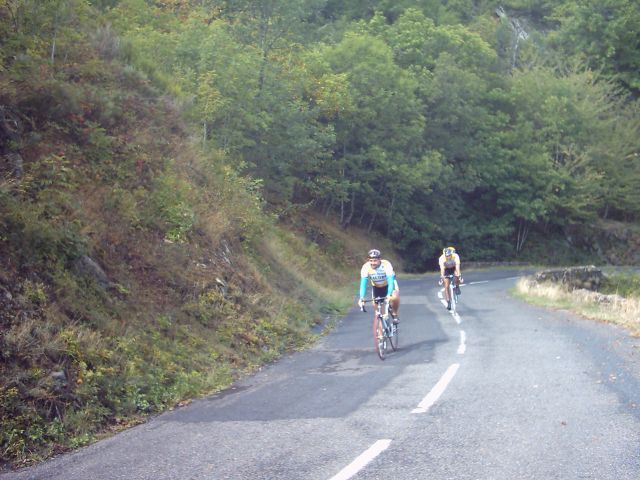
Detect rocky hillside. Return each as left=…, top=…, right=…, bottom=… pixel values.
left=0, top=34, right=391, bottom=469
left=565, top=221, right=640, bottom=265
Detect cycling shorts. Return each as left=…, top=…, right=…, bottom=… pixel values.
left=371, top=285, right=389, bottom=298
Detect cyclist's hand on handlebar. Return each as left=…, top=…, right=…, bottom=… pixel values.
left=358, top=298, right=366, bottom=312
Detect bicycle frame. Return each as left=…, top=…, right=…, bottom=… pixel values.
left=368, top=296, right=398, bottom=360
left=442, top=274, right=458, bottom=311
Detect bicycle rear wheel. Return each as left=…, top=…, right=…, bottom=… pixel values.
left=374, top=314, right=387, bottom=360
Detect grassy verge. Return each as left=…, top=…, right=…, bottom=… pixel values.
left=513, top=273, right=640, bottom=337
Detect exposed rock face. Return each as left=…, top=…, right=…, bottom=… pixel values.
left=0, top=105, right=23, bottom=141
left=565, top=221, right=640, bottom=265
left=1, top=152, right=23, bottom=177
left=72, top=255, right=112, bottom=289
left=535, top=266, right=604, bottom=291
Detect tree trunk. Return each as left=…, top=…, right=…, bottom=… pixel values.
left=516, top=219, right=530, bottom=253
left=203, top=122, right=207, bottom=150
left=367, top=213, right=376, bottom=234
left=387, top=192, right=395, bottom=235
left=343, top=190, right=355, bottom=227
left=50, top=30, right=57, bottom=64
left=323, top=197, right=333, bottom=217
left=256, top=3, right=270, bottom=96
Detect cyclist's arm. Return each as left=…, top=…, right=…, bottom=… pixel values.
left=455, top=255, right=461, bottom=276
left=359, top=277, right=368, bottom=299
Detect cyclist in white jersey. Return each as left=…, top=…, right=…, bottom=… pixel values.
left=358, top=249, right=400, bottom=323
left=439, top=246, right=463, bottom=310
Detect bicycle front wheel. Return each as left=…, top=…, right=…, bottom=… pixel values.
left=374, top=314, right=387, bottom=360
left=389, top=321, right=398, bottom=351
left=450, top=284, right=457, bottom=312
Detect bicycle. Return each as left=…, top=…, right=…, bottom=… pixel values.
left=361, top=296, right=398, bottom=360
left=439, top=274, right=461, bottom=312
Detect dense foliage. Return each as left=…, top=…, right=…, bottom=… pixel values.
left=0, top=0, right=638, bottom=468
left=91, top=0, right=639, bottom=268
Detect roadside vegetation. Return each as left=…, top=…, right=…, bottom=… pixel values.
left=514, top=272, right=640, bottom=336
left=0, top=8, right=389, bottom=466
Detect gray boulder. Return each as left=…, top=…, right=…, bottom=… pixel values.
left=535, top=266, right=604, bottom=291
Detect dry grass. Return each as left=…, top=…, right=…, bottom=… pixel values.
left=514, top=278, right=640, bottom=336
left=262, top=227, right=352, bottom=310
left=257, top=216, right=405, bottom=323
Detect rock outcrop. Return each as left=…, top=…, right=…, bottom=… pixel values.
left=535, top=266, right=604, bottom=291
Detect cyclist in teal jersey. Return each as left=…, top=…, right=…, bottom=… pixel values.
left=358, top=249, right=400, bottom=323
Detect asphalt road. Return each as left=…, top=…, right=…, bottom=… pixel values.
left=3, top=269, right=640, bottom=480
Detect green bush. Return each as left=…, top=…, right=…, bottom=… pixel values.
left=145, top=172, right=196, bottom=242
left=4, top=204, right=87, bottom=268
left=104, top=186, right=142, bottom=227
left=601, top=272, right=640, bottom=299
left=83, top=121, right=114, bottom=164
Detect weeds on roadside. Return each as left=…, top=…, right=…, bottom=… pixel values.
left=514, top=278, right=640, bottom=336
left=600, top=272, right=640, bottom=299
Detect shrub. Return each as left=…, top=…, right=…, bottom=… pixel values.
left=601, top=272, right=640, bottom=299
left=83, top=121, right=114, bottom=164
left=5, top=203, right=87, bottom=269
left=104, top=186, right=141, bottom=227
left=144, top=172, right=195, bottom=242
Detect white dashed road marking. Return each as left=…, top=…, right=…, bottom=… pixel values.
left=412, top=363, right=460, bottom=414
left=329, top=439, right=392, bottom=480
left=458, top=330, right=466, bottom=354
left=331, top=281, right=474, bottom=479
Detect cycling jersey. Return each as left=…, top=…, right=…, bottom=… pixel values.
left=360, top=259, right=396, bottom=298
left=439, top=253, right=460, bottom=271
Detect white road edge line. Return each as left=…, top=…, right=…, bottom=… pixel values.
left=412, top=363, right=460, bottom=414
left=452, top=311, right=461, bottom=324
left=457, top=330, right=466, bottom=354
left=468, top=280, right=489, bottom=285
left=329, top=439, right=392, bottom=480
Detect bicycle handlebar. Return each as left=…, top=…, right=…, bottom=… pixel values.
left=361, top=297, right=388, bottom=302
left=359, top=296, right=389, bottom=313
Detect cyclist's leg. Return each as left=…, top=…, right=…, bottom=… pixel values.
left=444, top=268, right=455, bottom=309
left=443, top=277, right=451, bottom=301
left=374, top=312, right=386, bottom=359
left=390, top=289, right=400, bottom=323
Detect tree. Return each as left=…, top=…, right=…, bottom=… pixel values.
left=319, top=32, right=430, bottom=229
left=219, top=0, right=327, bottom=93
left=548, top=0, right=640, bottom=92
